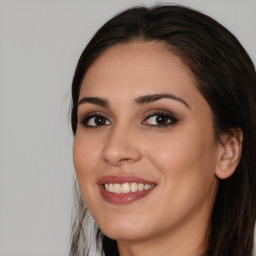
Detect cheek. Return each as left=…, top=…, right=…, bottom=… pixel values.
left=73, top=130, right=103, bottom=176
left=73, top=133, right=91, bottom=179
left=146, top=125, right=218, bottom=200
left=142, top=131, right=218, bottom=229
left=73, top=133, right=110, bottom=223
left=73, top=131, right=102, bottom=206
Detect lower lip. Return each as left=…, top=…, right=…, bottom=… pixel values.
left=99, top=185, right=155, bottom=205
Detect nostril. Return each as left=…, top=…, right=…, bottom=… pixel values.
left=120, top=158, right=133, bottom=162
left=104, top=157, right=133, bottom=166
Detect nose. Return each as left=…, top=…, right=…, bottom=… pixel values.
left=102, top=125, right=142, bottom=166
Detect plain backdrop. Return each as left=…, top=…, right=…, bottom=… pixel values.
left=0, top=1, right=255, bottom=256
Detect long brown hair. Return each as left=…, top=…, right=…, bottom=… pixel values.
left=70, top=5, right=256, bottom=256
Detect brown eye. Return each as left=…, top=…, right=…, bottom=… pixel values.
left=142, top=111, right=178, bottom=128
left=145, top=115, right=171, bottom=125
left=81, top=114, right=111, bottom=128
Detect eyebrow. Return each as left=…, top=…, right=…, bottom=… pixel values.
left=77, top=93, right=190, bottom=108
left=135, top=93, right=190, bottom=108
left=78, top=97, right=109, bottom=107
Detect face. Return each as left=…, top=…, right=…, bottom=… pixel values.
left=73, top=41, right=219, bottom=244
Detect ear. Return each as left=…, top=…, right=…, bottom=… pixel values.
left=215, top=128, right=243, bottom=179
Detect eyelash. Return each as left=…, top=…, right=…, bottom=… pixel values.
left=79, top=111, right=110, bottom=129
left=142, top=110, right=178, bottom=128
left=78, top=110, right=178, bottom=129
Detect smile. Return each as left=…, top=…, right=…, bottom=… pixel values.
left=104, top=182, right=154, bottom=194
left=98, top=176, right=156, bottom=204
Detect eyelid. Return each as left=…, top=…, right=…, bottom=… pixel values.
left=77, top=109, right=178, bottom=129
left=142, top=109, right=178, bottom=127
left=78, top=111, right=111, bottom=128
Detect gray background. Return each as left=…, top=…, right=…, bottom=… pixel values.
left=0, top=1, right=255, bottom=256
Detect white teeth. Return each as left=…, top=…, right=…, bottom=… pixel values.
left=121, top=183, right=130, bottom=193
left=104, top=182, right=154, bottom=194
left=131, top=183, right=138, bottom=192
left=113, top=184, right=122, bottom=194
left=109, top=183, right=113, bottom=192
left=144, top=184, right=151, bottom=190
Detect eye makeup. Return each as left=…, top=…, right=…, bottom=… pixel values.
left=142, top=109, right=179, bottom=128
left=78, top=108, right=179, bottom=130
left=78, top=111, right=111, bottom=129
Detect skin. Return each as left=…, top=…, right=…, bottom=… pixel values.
left=73, top=41, right=239, bottom=256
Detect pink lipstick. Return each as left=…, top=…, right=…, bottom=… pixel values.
left=98, top=175, right=156, bottom=205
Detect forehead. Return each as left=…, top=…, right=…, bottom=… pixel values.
left=79, top=41, right=204, bottom=109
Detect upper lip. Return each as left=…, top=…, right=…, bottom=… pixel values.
left=98, top=175, right=156, bottom=185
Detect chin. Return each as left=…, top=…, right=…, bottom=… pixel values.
left=99, top=220, right=151, bottom=241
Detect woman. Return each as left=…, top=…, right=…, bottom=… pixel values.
left=70, top=5, right=256, bottom=256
